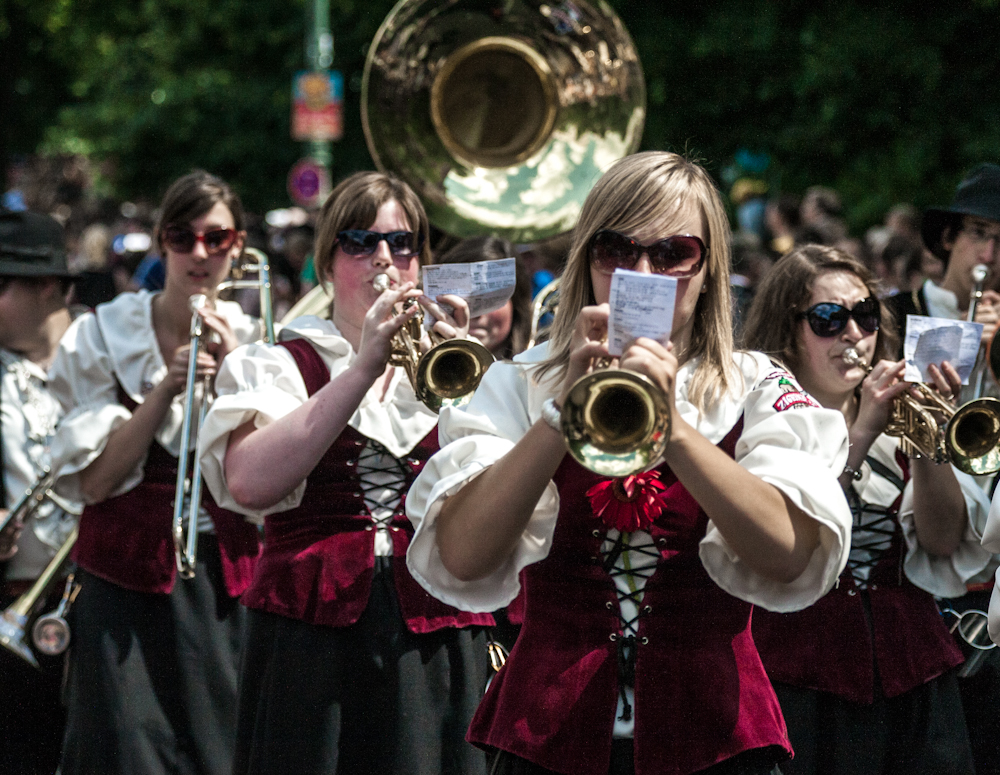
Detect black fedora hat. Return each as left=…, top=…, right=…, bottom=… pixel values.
left=922, top=163, right=1000, bottom=262
left=0, top=209, right=73, bottom=277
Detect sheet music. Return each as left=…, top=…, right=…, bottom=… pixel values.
left=903, top=314, right=982, bottom=383
left=422, top=258, right=516, bottom=318
left=606, top=269, right=677, bottom=357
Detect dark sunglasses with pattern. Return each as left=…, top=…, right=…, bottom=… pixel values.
left=799, top=298, right=881, bottom=338
left=589, top=229, right=707, bottom=278
left=335, top=230, right=424, bottom=258
left=161, top=226, right=239, bottom=256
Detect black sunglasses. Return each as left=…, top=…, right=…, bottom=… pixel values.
left=799, top=298, right=881, bottom=337
left=336, top=230, right=424, bottom=258
left=589, top=229, right=707, bottom=278
left=161, top=226, right=238, bottom=256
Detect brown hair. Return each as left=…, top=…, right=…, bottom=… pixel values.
left=538, top=151, right=737, bottom=414
left=313, top=171, right=431, bottom=286
left=155, top=171, right=244, bottom=250
left=436, top=236, right=532, bottom=359
left=741, top=243, right=898, bottom=368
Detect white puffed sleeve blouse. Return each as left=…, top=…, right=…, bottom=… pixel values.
left=47, top=290, right=260, bottom=503
left=405, top=345, right=854, bottom=615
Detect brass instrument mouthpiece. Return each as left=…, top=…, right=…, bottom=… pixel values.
left=373, top=274, right=390, bottom=292
left=842, top=347, right=870, bottom=371
left=973, top=264, right=989, bottom=284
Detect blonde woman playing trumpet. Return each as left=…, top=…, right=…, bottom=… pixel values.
left=404, top=152, right=854, bottom=775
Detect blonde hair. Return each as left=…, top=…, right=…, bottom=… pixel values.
left=313, top=171, right=432, bottom=286
left=538, top=151, right=737, bottom=414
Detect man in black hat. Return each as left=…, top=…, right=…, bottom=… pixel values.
left=888, top=166, right=1000, bottom=775
left=0, top=208, right=82, bottom=775
left=887, top=163, right=1000, bottom=352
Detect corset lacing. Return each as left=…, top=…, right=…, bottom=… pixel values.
left=844, top=455, right=904, bottom=590
left=598, top=530, right=659, bottom=722
left=356, top=440, right=409, bottom=555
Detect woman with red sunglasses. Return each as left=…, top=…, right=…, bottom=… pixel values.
left=197, top=171, right=493, bottom=775
left=404, top=152, right=854, bottom=775
left=743, top=244, right=990, bottom=775
left=47, top=171, right=263, bottom=775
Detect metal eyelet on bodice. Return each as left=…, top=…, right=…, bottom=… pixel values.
left=596, top=530, right=660, bottom=722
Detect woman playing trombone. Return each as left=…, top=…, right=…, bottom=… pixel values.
left=48, top=171, right=263, bottom=775
left=744, top=244, right=990, bottom=775
left=404, top=151, right=854, bottom=775
left=199, top=171, right=493, bottom=775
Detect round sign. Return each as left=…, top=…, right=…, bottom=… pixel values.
left=287, top=159, right=330, bottom=208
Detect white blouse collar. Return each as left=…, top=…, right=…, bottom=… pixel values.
left=279, top=316, right=439, bottom=457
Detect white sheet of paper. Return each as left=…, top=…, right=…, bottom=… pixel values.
left=903, top=314, right=983, bottom=384
left=422, top=258, right=517, bottom=319
left=606, top=269, right=677, bottom=357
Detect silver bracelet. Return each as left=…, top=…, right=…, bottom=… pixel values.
left=540, top=397, right=563, bottom=431
left=842, top=464, right=863, bottom=481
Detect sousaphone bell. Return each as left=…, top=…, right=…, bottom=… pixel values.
left=362, top=0, right=646, bottom=243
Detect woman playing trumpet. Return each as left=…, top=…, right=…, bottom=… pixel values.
left=744, top=244, right=991, bottom=775
left=48, top=171, right=263, bottom=775
left=198, top=171, right=493, bottom=775
left=404, top=152, right=854, bottom=775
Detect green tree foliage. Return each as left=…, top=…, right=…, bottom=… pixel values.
left=5, top=0, right=1000, bottom=227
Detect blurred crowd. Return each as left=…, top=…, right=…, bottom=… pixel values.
left=1, top=154, right=952, bottom=323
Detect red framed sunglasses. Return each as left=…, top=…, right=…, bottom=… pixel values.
left=161, top=226, right=239, bottom=256
left=589, top=229, right=707, bottom=278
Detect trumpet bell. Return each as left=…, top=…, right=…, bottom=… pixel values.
left=416, top=338, right=495, bottom=410
left=946, top=397, right=1000, bottom=475
left=0, top=611, right=38, bottom=668
left=32, top=613, right=70, bottom=656
left=562, top=370, right=671, bottom=478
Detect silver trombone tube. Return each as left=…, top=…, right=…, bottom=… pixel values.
left=172, top=294, right=208, bottom=580
left=172, top=248, right=277, bottom=579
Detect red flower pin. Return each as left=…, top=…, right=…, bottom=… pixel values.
left=586, top=471, right=670, bottom=532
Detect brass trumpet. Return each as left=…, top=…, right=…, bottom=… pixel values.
left=843, top=347, right=1000, bottom=475
left=561, top=358, right=672, bottom=478
left=0, top=526, right=78, bottom=669
left=373, top=273, right=494, bottom=411
left=173, top=248, right=276, bottom=579
left=0, top=468, right=79, bottom=668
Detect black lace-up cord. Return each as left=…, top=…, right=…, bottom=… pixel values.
left=356, top=440, right=409, bottom=521
left=844, top=458, right=902, bottom=590
left=597, top=531, right=660, bottom=721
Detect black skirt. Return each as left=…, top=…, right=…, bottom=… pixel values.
left=233, top=556, right=489, bottom=775
left=59, top=535, right=247, bottom=775
left=773, top=672, right=974, bottom=775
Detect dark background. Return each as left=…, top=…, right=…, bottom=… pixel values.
left=3, top=0, right=999, bottom=228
